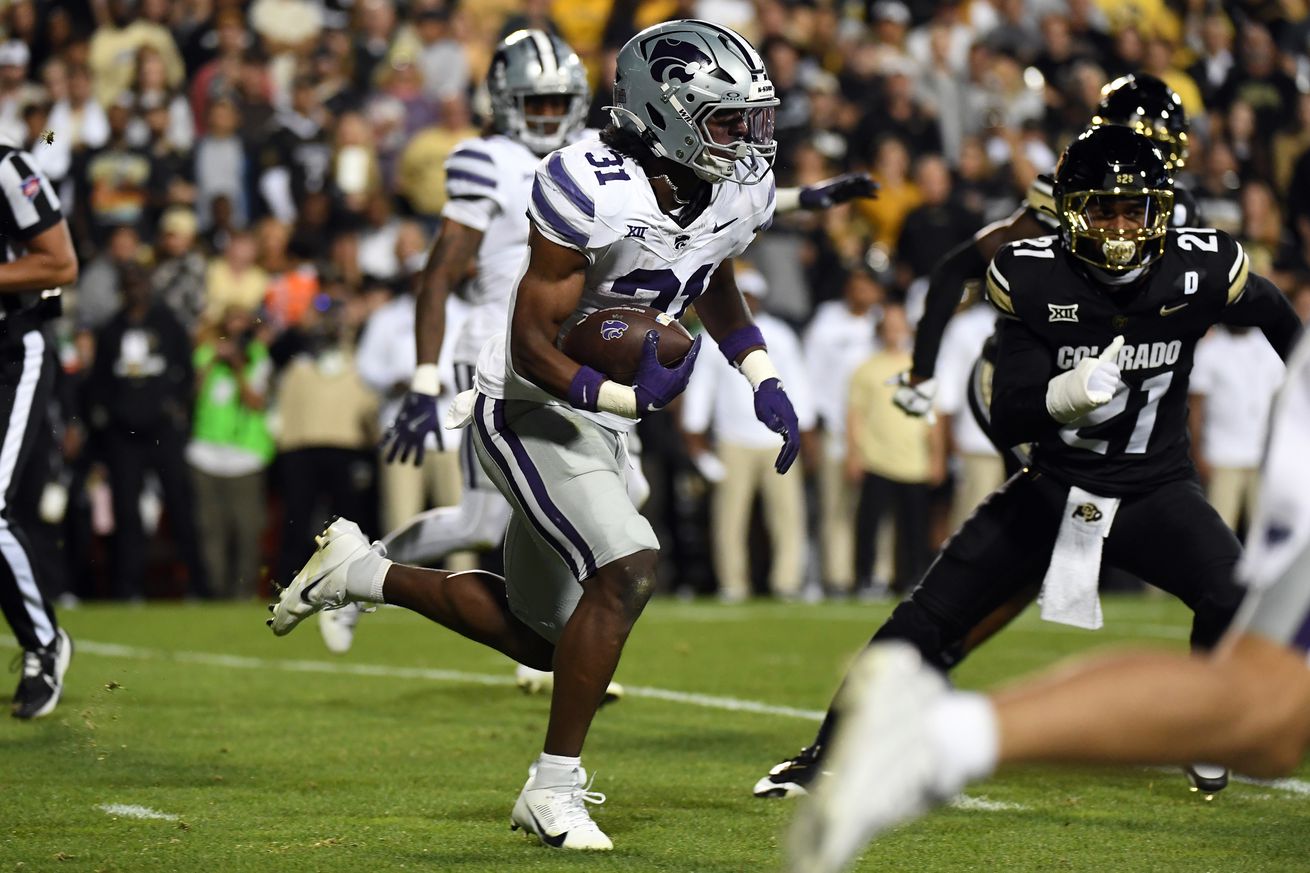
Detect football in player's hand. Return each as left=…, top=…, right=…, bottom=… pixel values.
left=560, top=305, right=694, bottom=385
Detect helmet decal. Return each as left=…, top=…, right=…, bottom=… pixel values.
left=609, top=20, right=778, bottom=185
left=645, top=36, right=716, bottom=86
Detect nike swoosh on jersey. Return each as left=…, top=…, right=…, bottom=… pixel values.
left=1159, top=302, right=1189, bottom=316
left=712, top=218, right=738, bottom=233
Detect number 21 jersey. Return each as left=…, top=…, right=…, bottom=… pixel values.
left=987, top=227, right=1271, bottom=495
left=477, top=137, right=776, bottom=428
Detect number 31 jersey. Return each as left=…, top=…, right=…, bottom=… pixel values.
left=987, top=227, right=1262, bottom=496
left=477, top=137, right=776, bottom=428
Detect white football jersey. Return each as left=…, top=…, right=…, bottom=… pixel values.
left=440, top=133, right=540, bottom=362
left=476, top=136, right=776, bottom=430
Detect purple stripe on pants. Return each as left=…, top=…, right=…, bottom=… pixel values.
left=472, top=395, right=584, bottom=579
left=1293, top=611, right=1310, bottom=652
left=490, top=398, right=599, bottom=579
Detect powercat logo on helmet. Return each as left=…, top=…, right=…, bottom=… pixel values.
left=645, top=35, right=714, bottom=85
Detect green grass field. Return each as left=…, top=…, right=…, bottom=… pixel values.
left=4, top=596, right=1309, bottom=873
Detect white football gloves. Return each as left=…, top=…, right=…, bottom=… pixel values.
left=891, top=371, right=937, bottom=424
left=1045, top=335, right=1125, bottom=424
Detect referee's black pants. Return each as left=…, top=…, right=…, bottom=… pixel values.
left=0, top=325, right=59, bottom=651
left=872, top=468, right=1246, bottom=670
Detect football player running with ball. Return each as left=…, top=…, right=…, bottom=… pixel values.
left=331, top=31, right=874, bottom=683
left=755, top=125, right=1303, bottom=807
left=271, top=20, right=810, bottom=850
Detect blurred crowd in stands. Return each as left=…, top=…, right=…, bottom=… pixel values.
left=13, top=0, right=1310, bottom=603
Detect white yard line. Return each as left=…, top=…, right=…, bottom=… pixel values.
left=949, top=795, right=1029, bottom=812
left=96, top=803, right=179, bottom=822
left=1234, top=776, right=1310, bottom=796
left=42, top=638, right=830, bottom=723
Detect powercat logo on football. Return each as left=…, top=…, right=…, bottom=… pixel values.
left=1056, top=341, right=1182, bottom=371
left=601, top=320, right=629, bottom=341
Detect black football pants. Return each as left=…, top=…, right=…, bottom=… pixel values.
left=0, top=325, right=59, bottom=650
left=873, top=468, right=1245, bottom=670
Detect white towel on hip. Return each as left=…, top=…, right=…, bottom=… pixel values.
left=444, top=389, right=478, bottom=430
left=1039, top=485, right=1120, bottom=630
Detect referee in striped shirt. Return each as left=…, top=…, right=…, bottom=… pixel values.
left=0, top=141, right=77, bottom=718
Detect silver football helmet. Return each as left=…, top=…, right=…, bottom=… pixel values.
left=488, top=30, right=589, bottom=156
left=609, top=19, right=778, bottom=184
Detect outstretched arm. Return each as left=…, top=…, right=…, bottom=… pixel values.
left=909, top=238, right=988, bottom=383
left=910, top=209, right=1050, bottom=382
left=774, top=173, right=878, bottom=213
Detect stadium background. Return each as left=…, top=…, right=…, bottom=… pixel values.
left=6, top=0, right=1310, bottom=603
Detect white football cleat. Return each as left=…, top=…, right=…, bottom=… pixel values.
left=269, top=518, right=380, bottom=636
left=516, top=664, right=553, bottom=695
left=319, top=602, right=364, bottom=654
left=787, top=642, right=951, bottom=873
left=511, top=768, right=612, bottom=850
left=514, top=664, right=625, bottom=706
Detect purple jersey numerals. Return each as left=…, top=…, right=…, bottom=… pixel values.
left=585, top=151, right=630, bottom=185
left=611, top=263, right=714, bottom=317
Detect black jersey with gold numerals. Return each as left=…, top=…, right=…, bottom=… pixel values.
left=985, top=227, right=1254, bottom=496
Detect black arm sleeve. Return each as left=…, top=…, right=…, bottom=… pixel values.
left=910, top=236, right=989, bottom=379
left=989, top=315, right=1062, bottom=448
left=1224, top=273, right=1304, bottom=360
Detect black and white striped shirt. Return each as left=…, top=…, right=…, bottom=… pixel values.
left=0, top=144, right=63, bottom=313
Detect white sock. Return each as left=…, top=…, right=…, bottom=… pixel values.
left=344, top=542, right=392, bottom=604
left=926, top=692, right=999, bottom=796
left=532, top=752, right=582, bottom=789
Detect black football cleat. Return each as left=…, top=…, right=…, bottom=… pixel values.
left=753, top=745, right=826, bottom=798
left=11, top=628, right=72, bottom=719
left=1184, top=763, right=1229, bottom=799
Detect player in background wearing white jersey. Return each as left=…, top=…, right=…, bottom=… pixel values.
left=270, top=21, right=850, bottom=849
left=318, top=30, right=596, bottom=661
left=788, top=326, right=1310, bottom=873
left=324, top=29, right=875, bottom=671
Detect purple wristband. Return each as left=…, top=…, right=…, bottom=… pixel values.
left=718, top=325, right=766, bottom=364
left=568, top=365, right=607, bottom=412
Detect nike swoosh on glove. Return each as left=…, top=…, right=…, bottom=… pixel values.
left=1045, top=335, right=1125, bottom=424
left=754, top=378, right=801, bottom=474
left=382, top=390, right=443, bottom=465
left=633, top=331, right=702, bottom=413
left=798, top=173, right=880, bottom=209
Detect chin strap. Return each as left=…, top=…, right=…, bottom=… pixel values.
left=1086, top=263, right=1149, bottom=286
left=649, top=173, right=692, bottom=204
